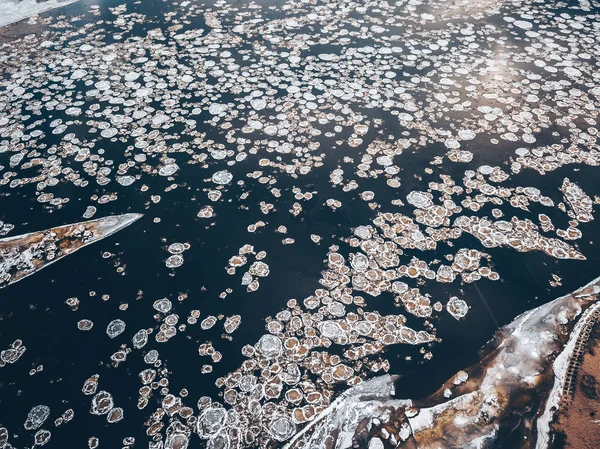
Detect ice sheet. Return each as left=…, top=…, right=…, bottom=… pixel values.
left=0, top=0, right=78, bottom=28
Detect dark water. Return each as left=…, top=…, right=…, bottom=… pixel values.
left=0, top=0, right=599, bottom=447
left=2, top=144, right=599, bottom=448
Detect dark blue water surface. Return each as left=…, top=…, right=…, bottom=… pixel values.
left=1, top=0, right=600, bottom=448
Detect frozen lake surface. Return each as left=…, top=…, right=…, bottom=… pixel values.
left=0, top=0, right=77, bottom=28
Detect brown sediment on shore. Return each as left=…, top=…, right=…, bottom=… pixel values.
left=283, top=277, right=600, bottom=449
left=0, top=213, right=142, bottom=289
left=550, top=319, right=600, bottom=449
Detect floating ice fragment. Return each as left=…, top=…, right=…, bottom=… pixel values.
left=478, top=165, right=494, bottom=175
left=34, top=429, right=51, bottom=446
left=132, top=330, right=148, bottom=349
left=159, top=163, right=179, bottom=177
left=514, top=20, right=533, bottom=30
left=83, top=206, right=97, bottom=219
left=0, top=427, right=9, bottom=448
left=354, top=226, right=371, bottom=239
left=124, top=72, right=140, bottom=81
left=212, top=170, right=233, bottom=184
left=77, top=319, right=94, bottom=331
left=106, top=407, right=124, bottom=423
left=197, top=407, right=227, bottom=438
left=241, top=272, right=252, bottom=285
left=167, top=243, right=185, bottom=254
left=224, top=315, right=241, bottom=334
left=208, top=103, right=227, bottom=115
left=257, top=334, right=283, bottom=359
left=200, top=316, right=217, bottom=330
left=116, top=175, right=135, bottom=186
left=351, top=253, right=369, bottom=272
left=458, top=129, right=476, bottom=140
left=82, top=375, right=99, bottom=395
left=269, top=416, right=296, bottom=441
left=165, top=255, right=184, bottom=268
left=106, top=319, right=126, bottom=339
left=144, top=350, right=159, bottom=364
left=406, top=191, right=433, bottom=209
left=91, top=391, right=114, bottom=415
left=446, top=297, right=469, bottom=320
left=153, top=298, right=173, bottom=313
left=24, top=405, right=50, bottom=430
left=251, top=98, right=266, bottom=110
left=319, top=321, right=344, bottom=339
left=71, top=69, right=87, bottom=80
left=1, top=340, right=26, bottom=364
left=444, top=138, right=460, bottom=149
left=249, top=261, right=270, bottom=277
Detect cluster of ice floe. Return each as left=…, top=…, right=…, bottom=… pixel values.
left=283, top=277, right=600, bottom=449
left=165, top=241, right=190, bottom=269
left=1, top=0, right=600, bottom=447
left=0, top=0, right=596, bottom=217
left=226, top=245, right=270, bottom=292
left=0, top=339, right=26, bottom=367
left=10, top=402, right=73, bottom=448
